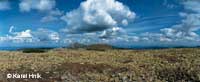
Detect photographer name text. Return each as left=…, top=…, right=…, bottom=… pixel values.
left=7, top=73, right=42, bottom=79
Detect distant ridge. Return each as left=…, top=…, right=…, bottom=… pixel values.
left=68, top=43, right=113, bottom=51
left=67, top=43, right=200, bottom=50
left=115, top=46, right=200, bottom=50
left=0, top=44, right=200, bottom=51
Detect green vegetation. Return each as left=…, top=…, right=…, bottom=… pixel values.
left=21, top=48, right=48, bottom=53
left=0, top=48, right=200, bottom=82
left=86, top=44, right=113, bottom=51
left=69, top=43, right=113, bottom=51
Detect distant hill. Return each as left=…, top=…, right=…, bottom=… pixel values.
left=86, top=44, right=113, bottom=51
left=67, top=43, right=200, bottom=51
left=1, top=43, right=200, bottom=51
left=113, top=46, right=200, bottom=50
left=68, top=43, right=87, bottom=49
left=68, top=43, right=113, bottom=51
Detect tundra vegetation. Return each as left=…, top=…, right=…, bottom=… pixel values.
left=0, top=44, right=200, bottom=82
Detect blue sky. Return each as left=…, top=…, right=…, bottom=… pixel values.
left=0, top=0, right=200, bottom=48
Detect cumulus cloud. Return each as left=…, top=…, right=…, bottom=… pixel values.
left=8, top=26, right=32, bottom=38
left=99, top=27, right=125, bottom=39
left=6, top=27, right=34, bottom=43
left=19, top=0, right=63, bottom=22
left=183, top=0, right=200, bottom=13
left=14, top=30, right=32, bottom=38
left=1, top=26, right=60, bottom=43
left=127, top=0, right=200, bottom=45
left=19, top=0, right=55, bottom=12
left=41, top=9, right=63, bottom=22
left=19, top=0, right=64, bottom=23
left=158, top=0, right=200, bottom=42
left=60, top=0, right=199, bottom=47
left=0, top=0, right=10, bottom=10
left=61, top=0, right=136, bottom=33
left=32, top=28, right=60, bottom=42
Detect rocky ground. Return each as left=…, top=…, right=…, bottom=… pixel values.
left=0, top=48, right=200, bottom=82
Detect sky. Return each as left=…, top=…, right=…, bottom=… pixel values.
left=0, top=0, right=200, bottom=48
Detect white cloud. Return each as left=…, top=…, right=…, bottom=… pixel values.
left=19, top=0, right=63, bottom=22
left=0, top=26, right=60, bottom=43
left=41, top=15, right=59, bottom=22
left=56, top=0, right=200, bottom=46
left=19, top=0, right=55, bottom=12
left=5, top=29, right=34, bottom=43
left=49, top=9, right=63, bottom=16
left=61, top=0, right=136, bottom=33
left=9, top=26, right=14, bottom=33
left=178, top=1, right=200, bottom=32
left=122, top=19, right=128, bottom=26
left=99, top=27, right=125, bottom=39
left=6, top=26, right=33, bottom=43
left=0, top=1, right=10, bottom=10
left=163, top=0, right=177, bottom=9
left=41, top=9, right=63, bottom=22
left=158, top=0, right=200, bottom=42
left=15, top=29, right=32, bottom=38
left=33, top=28, right=60, bottom=42
left=9, top=26, right=32, bottom=38
left=183, top=0, right=200, bottom=13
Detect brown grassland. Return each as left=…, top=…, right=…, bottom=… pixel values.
left=0, top=48, right=200, bottom=82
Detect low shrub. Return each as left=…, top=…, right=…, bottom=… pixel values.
left=22, top=48, right=48, bottom=53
